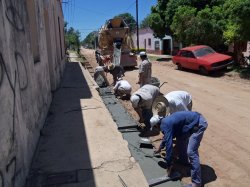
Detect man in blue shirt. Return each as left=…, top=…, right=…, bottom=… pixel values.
left=152, top=111, right=208, bottom=187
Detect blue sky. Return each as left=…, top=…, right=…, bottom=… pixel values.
left=62, top=0, right=157, bottom=40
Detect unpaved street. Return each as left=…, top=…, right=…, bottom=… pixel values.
left=81, top=48, right=250, bottom=187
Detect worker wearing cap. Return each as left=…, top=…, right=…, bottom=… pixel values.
left=130, top=84, right=160, bottom=130
left=107, top=63, right=123, bottom=85
left=113, top=78, right=132, bottom=98
left=151, top=111, right=208, bottom=187
left=137, top=51, right=152, bottom=87
left=165, top=91, right=193, bottom=114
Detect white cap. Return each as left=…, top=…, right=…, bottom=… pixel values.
left=130, top=95, right=140, bottom=108
left=150, top=115, right=161, bottom=128
left=139, top=51, right=147, bottom=56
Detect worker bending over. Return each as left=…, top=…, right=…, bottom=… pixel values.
left=165, top=91, right=193, bottom=114
left=130, top=84, right=159, bottom=130
left=113, top=78, right=132, bottom=98
left=151, top=111, right=208, bottom=187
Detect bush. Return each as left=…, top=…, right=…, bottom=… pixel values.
left=131, top=48, right=146, bottom=54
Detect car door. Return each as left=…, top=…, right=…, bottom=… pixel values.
left=177, top=50, right=189, bottom=68
left=185, top=51, right=198, bottom=70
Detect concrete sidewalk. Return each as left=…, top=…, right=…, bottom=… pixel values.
left=26, top=53, right=148, bottom=187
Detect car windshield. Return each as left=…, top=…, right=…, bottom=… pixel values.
left=194, top=47, right=216, bottom=57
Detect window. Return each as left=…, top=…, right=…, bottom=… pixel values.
left=155, top=41, right=160, bottom=50
left=180, top=51, right=195, bottom=58
left=26, top=0, right=40, bottom=63
left=148, top=38, right=151, bottom=46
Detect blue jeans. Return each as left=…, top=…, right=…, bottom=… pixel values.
left=177, top=115, right=208, bottom=186
left=142, top=109, right=153, bottom=130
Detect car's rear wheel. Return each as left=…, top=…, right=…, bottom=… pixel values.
left=199, top=66, right=209, bottom=75
left=177, top=63, right=182, bottom=70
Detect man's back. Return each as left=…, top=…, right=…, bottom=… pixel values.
left=139, top=59, right=152, bottom=86
left=133, top=84, right=159, bottom=109
left=165, top=91, right=192, bottom=113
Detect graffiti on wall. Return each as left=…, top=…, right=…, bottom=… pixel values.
left=0, top=157, right=17, bottom=187
left=0, top=52, right=21, bottom=186
left=0, top=53, right=17, bottom=146
left=15, top=52, right=28, bottom=91
left=0, top=170, right=3, bottom=187
left=5, top=0, right=24, bottom=32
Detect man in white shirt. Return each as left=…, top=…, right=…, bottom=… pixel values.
left=137, top=52, right=152, bottom=87
left=164, top=91, right=193, bottom=114
left=113, top=78, right=132, bottom=98
left=150, top=91, right=192, bottom=130
left=130, top=84, right=160, bottom=130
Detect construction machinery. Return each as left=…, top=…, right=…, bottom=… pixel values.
left=96, top=17, right=137, bottom=67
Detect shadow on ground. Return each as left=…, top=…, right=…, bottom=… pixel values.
left=175, top=66, right=234, bottom=78
left=158, top=161, right=217, bottom=187
left=156, top=58, right=172, bottom=62
left=26, top=62, right=96, bottom=187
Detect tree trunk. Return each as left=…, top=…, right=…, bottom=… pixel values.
left=234, top=41, right=247, bottom=64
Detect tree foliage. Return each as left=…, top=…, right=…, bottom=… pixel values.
left=64, top=22, right=81, bottom=52
left=140, top=14, right=151, bottom=29
left=113, top=13, right=136, bottom=32
left=223, top=0, right=250, bottom=44
left=171, top=5, right=226, bottom=48
left=81, top=31, right=98, bottom=49
left=149, top=0, right=250, bottom=54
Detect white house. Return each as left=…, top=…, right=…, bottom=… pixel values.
left=132, top=28, right=179, bottom=55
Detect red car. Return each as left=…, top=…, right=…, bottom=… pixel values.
left=172, top=45, right=234, bottom=75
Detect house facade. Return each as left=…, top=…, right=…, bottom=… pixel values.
left=0, top=0, right=65, bottom=186
left=132, top=28, right=176, bottom=55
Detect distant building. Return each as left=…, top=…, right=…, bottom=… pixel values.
left=0, top=0, right=65, bottom=186
left=132, top=28, right=181, bottom=55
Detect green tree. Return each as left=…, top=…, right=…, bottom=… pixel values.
left=140, top=14, right=151, bottom=29
left=81, top=31, right=98, bottom=49
left=64, top=23, right=81, bottom=52
left=148, top=0, right=169, bottom=38
left=149, top=0, right=226, bottom=38
left=223, top=0, right=250, bottom=62
left=171, top=5, right=225, bottom=48
left=113, top=13, right=136, bottom=32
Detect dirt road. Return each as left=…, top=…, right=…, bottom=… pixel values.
left=81, top=48, right=250, bottom=187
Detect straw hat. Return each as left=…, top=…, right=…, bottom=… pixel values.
left=152, top=95, right=170, bottom=117
left=108, top=63, right=114, bottom=70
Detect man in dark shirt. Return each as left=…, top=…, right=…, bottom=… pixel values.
left=152, top=111, right=208, bottom=187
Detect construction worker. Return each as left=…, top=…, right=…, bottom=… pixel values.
left=165, top=91, right=193, bottom=114
left=130, top=84, right=160, bottom=130
left=149, top=91, right=192, bottom=126
left=107, top=63, right=123, bottom=85
left=113, top=78, right=132, bottom=98
left=137, top=51, right=152, bottom=87
left=151, top=111, right=208, bottom=187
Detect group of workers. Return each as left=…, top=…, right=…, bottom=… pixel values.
left=95, top=51, right=207, bottom=187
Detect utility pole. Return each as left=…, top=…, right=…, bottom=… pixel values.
left=136, top=0, right=139, bottom=53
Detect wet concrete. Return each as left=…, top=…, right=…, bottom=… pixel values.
left=99, top=86, right=181, bottom=187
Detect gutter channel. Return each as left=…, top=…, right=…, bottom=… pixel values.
left=98, top=87, right=181, bottom=187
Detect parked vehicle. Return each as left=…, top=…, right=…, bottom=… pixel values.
left=172, top=45, right=234, bottom=75
left=96, top=18, right=137, bottom=67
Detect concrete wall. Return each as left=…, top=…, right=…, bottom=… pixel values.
left=0, top=0, right=65, bottom=186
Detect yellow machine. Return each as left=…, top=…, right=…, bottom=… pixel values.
left=96, top=17, right=137, bottom=67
